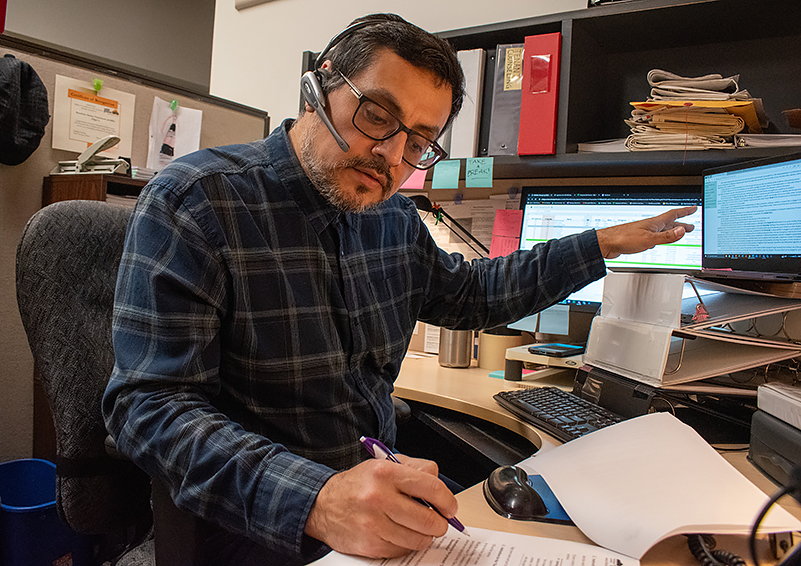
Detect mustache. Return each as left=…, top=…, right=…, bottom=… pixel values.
left=341, top=156, right=394, bottom=192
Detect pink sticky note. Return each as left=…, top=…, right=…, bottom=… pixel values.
left=400, top=168, right=427, bottom=190
left=491, top=209, right=523, bottom=238
left=489, top=235, right=520, bottom=259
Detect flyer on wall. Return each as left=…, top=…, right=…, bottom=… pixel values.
left=51, top=74, right=135, bottom=158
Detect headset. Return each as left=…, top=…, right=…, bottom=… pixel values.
left=300, top=20, right=380, bottom=153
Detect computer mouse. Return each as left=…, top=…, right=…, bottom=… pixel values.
left=483, top=465, right=548, bottom=520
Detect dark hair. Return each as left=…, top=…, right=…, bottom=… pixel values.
left=318, top=13, right=465, bottom=135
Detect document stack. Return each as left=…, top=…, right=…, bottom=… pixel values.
left=750, top=382, right=801, bottom=487
left=624, top=69, right=768, bottom=151
left=131, top=166, right=157, bottom=181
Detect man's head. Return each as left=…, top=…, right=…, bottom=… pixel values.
left=290, top=14, right=465, bottom=212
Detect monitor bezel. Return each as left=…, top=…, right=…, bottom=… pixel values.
left=702, top=151, right=801, bottom=275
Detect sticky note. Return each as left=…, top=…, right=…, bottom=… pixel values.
left=489, top=235, right=520, bottom=258
left=465, top=157, right=494, bottom=188
left=431, top=160, right=460, bottom=189
left=492, top=209, right=523, bottom=238
left=400, top=167, right=427, bottom=190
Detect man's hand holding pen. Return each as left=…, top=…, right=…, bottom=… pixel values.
left=304, top=452, right=459, bottom=558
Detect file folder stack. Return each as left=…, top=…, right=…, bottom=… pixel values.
left=624, top=69, right=768, bottom=151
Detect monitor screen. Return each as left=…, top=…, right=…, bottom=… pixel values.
left=703, top=152, right=801, bottom=276
left=517, top=186, right=703, bottom=311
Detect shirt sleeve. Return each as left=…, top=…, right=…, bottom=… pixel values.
left=413, top=216, right=607, bottom=330
left=102, top=182, right=335, bottom=556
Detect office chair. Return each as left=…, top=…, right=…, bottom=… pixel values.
left=16, top=199, right=416, bottom=565
left=15, top=199, right=204, bottom=565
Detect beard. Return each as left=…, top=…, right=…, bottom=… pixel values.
left=300, top=125, right=395, bottom=213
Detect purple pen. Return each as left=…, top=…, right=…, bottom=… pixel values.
left=359, top=436, right=470, bottom=536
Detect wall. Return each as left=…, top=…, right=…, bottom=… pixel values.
left=0, top=44, right=267, bottom=462
left=5, top=0, right=216, bottom=92
left=209, top=0, right=585, bottom=129
left=0, top=0, right=581, bottom=461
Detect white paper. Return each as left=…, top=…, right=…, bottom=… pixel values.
left=523, top=412, right=801, bottom=559
left=600, top=272, right=684, bottom=327
left=585, top=317, right=672, bottom=381
left=424, top=325, right=440, bottom=354
left=147, top=96, right=203, bottom=171
left=52, top=75, right=135, bottom=157
left=310, top=526, right=639, bottom=566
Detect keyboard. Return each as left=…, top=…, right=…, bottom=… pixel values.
left=494, top=387, right=625, bottom=443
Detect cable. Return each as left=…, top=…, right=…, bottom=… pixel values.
left=750, top=485, right=793, bottom=566
left=687, top=534, right=746, bottom=566
left=687, top=534, right=720, bottom=566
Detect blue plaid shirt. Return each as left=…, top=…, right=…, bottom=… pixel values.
left=103, top=120, right=606, bottom=561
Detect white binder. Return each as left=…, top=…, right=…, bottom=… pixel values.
left=584, top=272, right=801, bottom=386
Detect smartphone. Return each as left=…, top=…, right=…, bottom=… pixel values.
left=527, top=343, right=585, bottom=357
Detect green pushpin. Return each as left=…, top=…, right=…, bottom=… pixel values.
left=93, top=78, right=103, bottom=92
left=170, top=99, right=178, bottom=112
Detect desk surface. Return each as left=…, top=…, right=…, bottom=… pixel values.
left=394, top=353, right=801, bottom=565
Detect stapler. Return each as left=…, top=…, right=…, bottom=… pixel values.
left=51, top=134, right=130, bottom=175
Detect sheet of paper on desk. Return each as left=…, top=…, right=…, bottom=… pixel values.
left=521, top=412, right=801, bottom=559
left=310, top=526, right=639, bottom=566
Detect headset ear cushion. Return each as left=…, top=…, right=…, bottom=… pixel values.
left=300, top=70, right=325, bottom=110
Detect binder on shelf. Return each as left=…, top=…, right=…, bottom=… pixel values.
left=487, top=43, right=524, bottom=156
left=584, top=272, right=801, bottom=387
left=448, top=49, right=485, bottom=159
left=517, top=32, right=561, bottom=156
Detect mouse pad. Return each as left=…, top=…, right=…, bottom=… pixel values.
left=528, top=474, right=574, bottom=525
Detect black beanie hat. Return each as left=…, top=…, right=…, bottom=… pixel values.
left=0, top=54, right=50, bottom=166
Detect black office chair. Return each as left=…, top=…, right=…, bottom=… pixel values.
left=16, top=199, right=417, bottom=565
left=15, top=199, right=204, bottom=565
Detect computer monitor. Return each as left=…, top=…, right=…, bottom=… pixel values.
left=512, top=185, right=703, bottom=338
left=702, top=151, right=801, bottom=280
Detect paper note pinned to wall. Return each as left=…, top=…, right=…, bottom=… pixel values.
left=489, top=209, right=523, bottom=258
left=465, top=157, right=494, bottom=187
left=491, top=209, right=523, bottom=238
left=431, top=160, right=460, bottom=189
left=489, top=236, right=520, bottom=258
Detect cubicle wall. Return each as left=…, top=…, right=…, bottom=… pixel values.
left=0, top=35, right=270, bottom=462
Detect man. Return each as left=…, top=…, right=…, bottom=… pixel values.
left=103, top=13, right=696, bottom=565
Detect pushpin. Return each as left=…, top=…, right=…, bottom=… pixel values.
left=93, top=78, right=103, bottom=93
left=170, top=99, right=179, bottom=112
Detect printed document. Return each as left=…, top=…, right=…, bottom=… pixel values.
left=310, top=526, right=638, bottom=566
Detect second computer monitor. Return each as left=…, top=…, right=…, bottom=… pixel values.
left=518, top=185, right=703, bottom=312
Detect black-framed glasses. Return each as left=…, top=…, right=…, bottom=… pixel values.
left=338, top=71, right=448, bottom=170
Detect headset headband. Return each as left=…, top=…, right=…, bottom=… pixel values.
left=314, top=19, right=384, bottom=70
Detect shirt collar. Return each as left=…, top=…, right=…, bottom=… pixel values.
left=267, top=118, right=341, bottom=234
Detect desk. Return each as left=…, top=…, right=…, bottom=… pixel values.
left=42, top=173, right=146, bottom=206
left=394, top=354, right=801, bottom=565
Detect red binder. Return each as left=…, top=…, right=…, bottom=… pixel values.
left=517, top=32, right=561, bottom=155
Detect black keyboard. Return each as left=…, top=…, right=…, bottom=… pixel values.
left=494, top=387, right=625, bottom=443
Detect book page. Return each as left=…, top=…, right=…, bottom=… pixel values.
left=523, top=412, right=801, bottom=559
left=310, top=526, right=639, bottom=566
